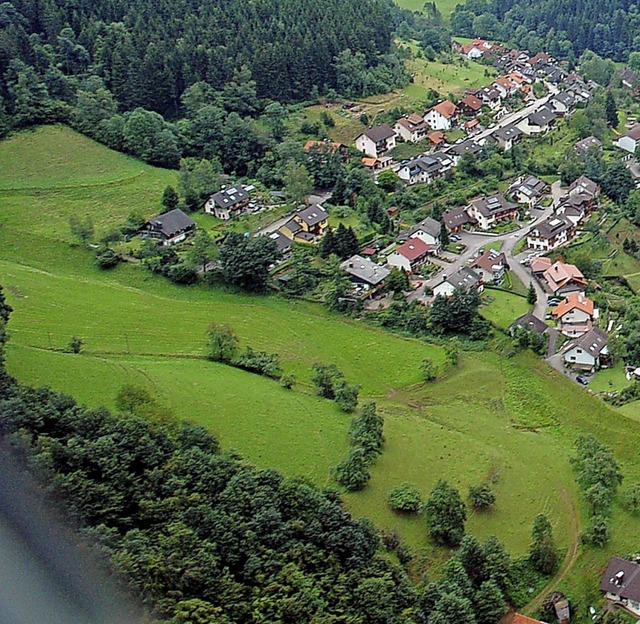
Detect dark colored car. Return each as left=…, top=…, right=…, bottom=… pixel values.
left=576, top=375, right=589, bottom=386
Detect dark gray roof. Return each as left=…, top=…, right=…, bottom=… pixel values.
left=528, top=216, right=572, bottom=240
left=284, top=218, right=302, bottom=233
left=148, top=209, right=196, bottom=237
left=400, top=217, right=441, bottom=241
left=528, top=108, right=557, bottom=127
left=447, top=140, right=482, bottom=156
left=340, top=255, right=390, bottom=286
left=295, top=204, right=329, bottom=226
left=510, top=175, right=548, bottom=198
left=210, top=186, right=250, bottom=209
left=442, top=266, right=482, bottom=289
left=551, top=90, right=575, bottom=106
left=470, top=194, right=517, bottom=218
left=443, top=206, right=472, bottom=230
left=493, top=124, right=522, bottom=141
left=362, top=124, right=396, bottom=143
left=574, top=136, right=602, bottom=152
left=600, top=557, right=640, bottom=602
left=294, top=231, right=316, bottom=242
left=511, top=312, right=548, bottom=334
left=268, top=230, right=292, bottom=253
left=566, top=327, right=608, bottom=358
left=569, top=175, right=598, bottom=197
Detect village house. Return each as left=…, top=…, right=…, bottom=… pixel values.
left=569, top=175, right=599, bottom=199
left=477, top=86, right=502, bottom=110
left=458, top=94, right=483, bottom=116
left=509, top=175, right=549, bottom=207
left=621, top=67, right=640, bottom=91
left=428, top=131, right=447, bottom=148
left=424, top=100, right=458, bottom=131
left=399, top=217, right=441, bottom=251
left=527, top=216, right=574, bottom=251
left=542, top=260, right=587, bottom=295
left=355, top=124, right=397, bottom=157
left=548, top=91, right=575, bottom=116
left=517, top=107, right=557, bottom=135
left=443, top=206, right=473, bottom=233
left=530, top=256, right=552, bottom=279
left=510, top=312, right=548, bottom=336
left=573, top=136, right=603, bottom=156
left=266, top=230, right=293, bottom=257
left=386, top=238, right=431, bottom=274
left=600, top=557, right=640, bottom=617
left=453, top=38, right=493, bottom=59
left=446, top=139, right=483, bottom=166
left=340, top=254, right=390, bottom=293
left=281, top=204, right=329, bottom=241
left=492, top=124, right=523, bottom=151
left=463, top=119, right=481, bottom=135
left=396, top=152, right=453, bottom=186
left=393, top=113, right=429, bottom=143
left=205, top=185, right=251, bottom=220
left=142, top=208, right=196, bottom=246
left=541, top=65, right=568, bottom=84
left=528, top=51, right=555, bottom=71
left=556, top=199, right=587, bottom=227
left=563, top=326, right=609, bottom=371
left=361, top=155, right=393, bottom=172
left=551, top=292, right=596, bottom=336
left=432, top=266, right=483, bottom=297
left=466, top=193, right=518, bottom=230
left=303, top=139, right=348, bottom=160
left=470, top=249, right=507, bottom=284
left=492, top=75, right=520, bottom=98
left=613, top=123, right=640, bottom=154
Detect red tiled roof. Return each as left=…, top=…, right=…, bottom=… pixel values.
left=461, top=94, right=483, bottom=111
left=394, top=237, right=430, bottom=261
left=552, top=292, right=594, bottom=318
left=432, top=100, right=458, bottom=119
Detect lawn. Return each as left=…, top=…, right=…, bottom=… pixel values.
left=480, top=288, right=531, bottom=328
left=3, top=126, right=640, bottom=595
left=393, top=0, right=463, bottom=20
left=589, top=361, right=630, bottom=394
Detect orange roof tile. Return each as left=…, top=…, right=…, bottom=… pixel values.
left=552, top=292, right=594, bottom=318
left=433, top=100, right=458, bottom=119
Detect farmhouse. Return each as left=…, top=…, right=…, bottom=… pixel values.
left=563, top=327, right=608, bottom=371
left=542, top=260, right=587, bottom=295
left=551, top=292, right=596, bottom=337
left=393, top=114, right=429, bottom=143
left=466, top=193, right=518, bottom=230
left=424, top=100, right=458, bottom=131
left=526, top=216, right=573, bottom=251
left=205, top=186, right=251, bottom=220
left=613, top=123, right=640, bottom=154
left=355, top=124, right=397, bottom=157
left=399, top=217, right=441, bottom=250
left=386, top=238, right=431, bottom=274
left=509, top=175, right=549, bottom=207
left=142, top=208, right=196, bottom=246
left=600, top=557, right=640, bottom=617
left=432, top=267, right=482, bottom=297
left=340, top=255, right=390, bottom=291
left=470, top=249, right=507, bottom=284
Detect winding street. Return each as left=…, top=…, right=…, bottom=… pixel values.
left=409, top=181, right=564, bottom=314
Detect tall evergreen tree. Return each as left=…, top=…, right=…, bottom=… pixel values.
left=605, top=91, right=618, bottom=128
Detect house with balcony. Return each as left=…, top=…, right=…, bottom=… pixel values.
left=466, top=193, right=518, bottom=230
left=355, top=124, right=397, bottom=158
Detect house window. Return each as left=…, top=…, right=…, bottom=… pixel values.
left=577, top=349, right=582, bottom=353
left=570, top=356, right=575, bottom=361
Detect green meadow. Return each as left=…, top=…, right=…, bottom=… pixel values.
left=2, top=127, right=640, bottom=603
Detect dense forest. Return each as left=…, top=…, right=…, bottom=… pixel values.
left=452, top=0, right=640, bottom=62
left=0, top=0, right=405, bottom=117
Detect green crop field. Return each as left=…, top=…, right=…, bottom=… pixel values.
left=2, top=127, right=640, bottom=604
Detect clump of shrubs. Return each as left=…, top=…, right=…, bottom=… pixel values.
left=389, top=483, right=422, bottom=513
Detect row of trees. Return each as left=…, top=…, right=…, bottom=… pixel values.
left=334, top=402, right=385, bottom=491
left=571, top=434, right=623, bottom=546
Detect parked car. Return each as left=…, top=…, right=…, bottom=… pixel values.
left=451, top=234, right=461, bottom=241
left=548, top=297, right=561, bottom=306
left=576, top=375, right=589, bottom=386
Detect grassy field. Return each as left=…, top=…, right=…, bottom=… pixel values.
left=394, top=0, right=462, bottom=19
left=3, top=127, right=640, bottom=599
left=480, top=289, right=531, bottom=328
